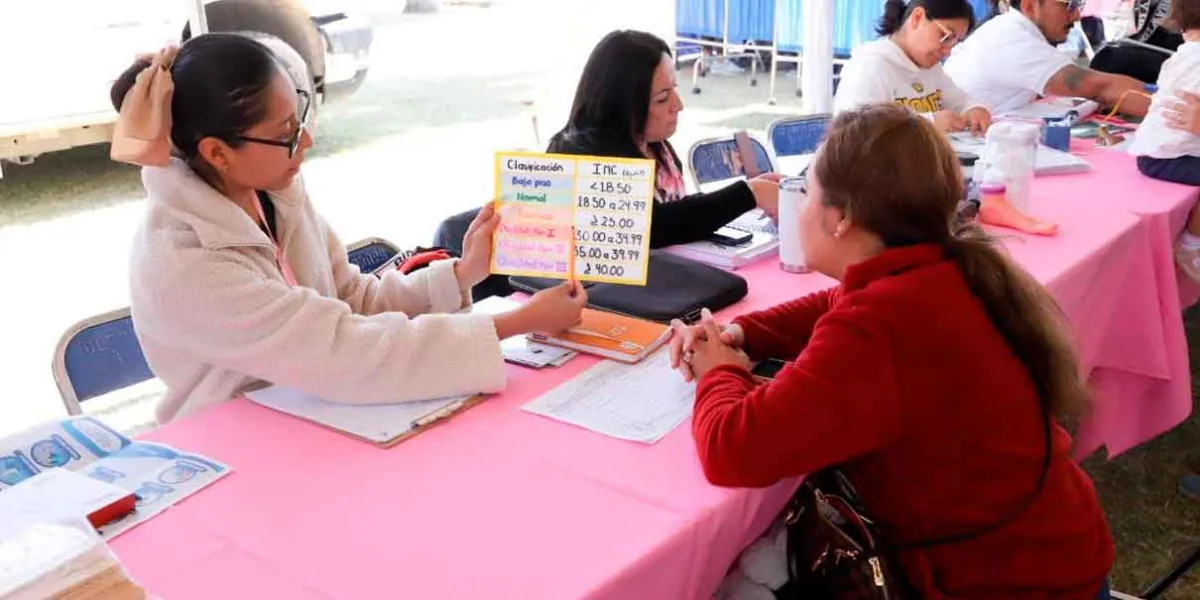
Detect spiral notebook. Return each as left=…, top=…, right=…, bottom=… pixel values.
left=245, top=386, right=483, bottom=447
left=529, top=308, right=671, bottom=363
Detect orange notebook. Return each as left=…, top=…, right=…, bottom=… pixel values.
left=529, top=308, right=671, bottom=363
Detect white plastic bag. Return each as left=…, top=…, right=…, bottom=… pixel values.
left=715, top=520, right=794, bottom=599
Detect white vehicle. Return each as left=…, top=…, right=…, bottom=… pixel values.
left=0, top=0, right=372, bottom=177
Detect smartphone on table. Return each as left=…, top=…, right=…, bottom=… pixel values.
left=750, top=358, right=789, bottom=382
left=707, top=225, right=753, bottom=247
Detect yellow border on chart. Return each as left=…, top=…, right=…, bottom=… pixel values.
left=491, top=151, right=655, bottom=286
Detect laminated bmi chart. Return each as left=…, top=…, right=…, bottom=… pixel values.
left=491, top=152, right=655, bottom=285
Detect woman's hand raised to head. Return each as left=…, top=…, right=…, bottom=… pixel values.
left=747, top=175, right=780, bottom=220
left=454, top=202, right=501, bottom=291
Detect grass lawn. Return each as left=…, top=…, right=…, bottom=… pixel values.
left=1084, top=306, right=1200, bottom=598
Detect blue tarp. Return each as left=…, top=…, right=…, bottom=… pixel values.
left=678, top=0, right=998, bottom=56
left=676, top=0, right=775, bottom=43
left=729, top=0, right=777, bottom=43
left=676, top=0, right=725, bottom=40
left=968, top=0, right=995, bottom=23
left=775, top=0, right=888, bottom=56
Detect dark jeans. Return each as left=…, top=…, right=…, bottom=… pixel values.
left=432, top=207, right=514, bottom=302
left=1098, top=578, right=1111, bottom=599
left=1137, top=155, right=1200, bottom=187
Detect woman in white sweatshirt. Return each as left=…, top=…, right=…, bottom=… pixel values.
left=109, top=34, right=586, bottom=423
left=834, top=0, right=993, bottom=134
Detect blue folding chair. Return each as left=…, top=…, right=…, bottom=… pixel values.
left=767, top=114, right=832, bottom=159
left=686, top=133, right=775, bottom=190
left=53, top=308, right=155, bottom=415
left=346, top=237, right=401, bottom=274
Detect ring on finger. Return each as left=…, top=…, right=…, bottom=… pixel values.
left=682, top=350, right=695, bottom=364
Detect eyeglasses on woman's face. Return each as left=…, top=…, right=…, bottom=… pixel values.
left=234, top=89, right=312, bottom=159
left=931, top=19, right=964, bottom=47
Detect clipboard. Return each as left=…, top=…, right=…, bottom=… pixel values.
left=244, top=386, right=486, bottom=448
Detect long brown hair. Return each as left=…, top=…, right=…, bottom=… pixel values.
left=814, top=104, right=1089, bottom=419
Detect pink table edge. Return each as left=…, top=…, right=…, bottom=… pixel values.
left=110, top=153, right=1199, bottom=598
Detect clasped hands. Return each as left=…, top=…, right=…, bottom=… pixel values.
left=668, top=308, right=751, bottom=382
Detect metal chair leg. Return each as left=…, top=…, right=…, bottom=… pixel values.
left=749, top=49, right=761, bottom=87
left=768, top=53, right=778, bottom=105
left=1141, top=543, right=1200, bottom=599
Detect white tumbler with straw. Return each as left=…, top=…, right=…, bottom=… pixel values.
left=778, top=176, right=809, bottom=273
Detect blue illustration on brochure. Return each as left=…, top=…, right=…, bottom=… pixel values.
left=0, top=416, right=232, bottom=539
left=0, top=451, right=38, bottom=486
left=30, top=434, right=82, bottom=468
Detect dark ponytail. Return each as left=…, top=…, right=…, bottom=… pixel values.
left=945, top=225, right=1089, bottom=419
left=109, top=34, right=282, bottom=177
left=877, top=0, right=910, bottom=36
left=110, top=59, right=153, bottom=116
left=877, top=0, right=978, bottom=37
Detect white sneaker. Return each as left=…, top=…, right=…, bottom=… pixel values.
left=1174, top=237, right=1200, bottom=283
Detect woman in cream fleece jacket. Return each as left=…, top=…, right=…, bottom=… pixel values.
left=112, top=34, right=585, bottom=423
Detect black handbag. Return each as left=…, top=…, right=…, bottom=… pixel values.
left=508, top=251, right=748, bottom=323
left=1091, top=39, right=1175, bottom=85
left=777, top=404, right=1053, bottom=599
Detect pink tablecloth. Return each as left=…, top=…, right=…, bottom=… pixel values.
left=110, top=196, right=1153, bottom=600
left=1029, top=147, right=1200, bottom=457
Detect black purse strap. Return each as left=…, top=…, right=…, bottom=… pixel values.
left=1132, top=0, right=1166, bottom=42
left=890, top=401, right=1052, bottom=551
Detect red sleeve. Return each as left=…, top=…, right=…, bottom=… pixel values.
left=692, top=310, right=901, bottom=487
left=733, top=287, right=842, bottom=360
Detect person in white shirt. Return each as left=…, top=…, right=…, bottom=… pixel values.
left=945, top=0, right=1150, bottom=117
left=1128, top=0, right=1200, bottom=281
left=835, top=0, right=993, bottom=134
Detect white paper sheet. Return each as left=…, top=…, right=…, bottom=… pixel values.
left=0, top=417, right=231, bottom=539
left=522, top=349, right=695, bottom=443
left=776, top=154, right=815, bottom=178
left=1003, top=97, right=1100, bottom=121
left=0, top=469, right=130, bottom=537
left=729, top=209, right=779, bottom=236
left=245, top=385, right=474, bottom=444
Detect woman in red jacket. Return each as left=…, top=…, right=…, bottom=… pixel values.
left=671, top=103, right=1113, bottom=599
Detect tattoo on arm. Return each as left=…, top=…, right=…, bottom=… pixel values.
left=1059, top=65, right=1088, bottom=93
left=1045, top=64, right=1110, bottom=101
